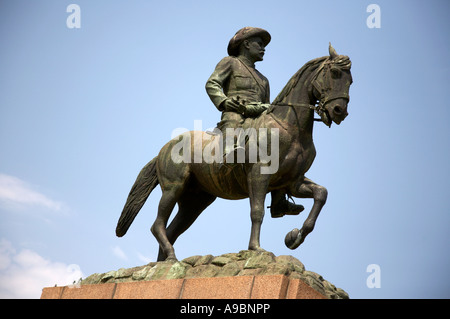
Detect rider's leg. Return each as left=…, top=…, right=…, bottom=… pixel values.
left=217, top=112, right=245, bottom=168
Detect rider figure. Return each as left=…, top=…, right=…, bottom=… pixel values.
left=205, top=27, right=304, bottom=218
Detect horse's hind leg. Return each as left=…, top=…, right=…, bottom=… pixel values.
left=151, top=187, right=182, bottom=261
left=157, top=189, right=216, bottom=261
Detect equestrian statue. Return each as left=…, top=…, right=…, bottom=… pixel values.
left=116, top=27, right=353, bottom=261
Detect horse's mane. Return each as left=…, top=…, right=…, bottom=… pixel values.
left=272, top=56, right=329, bottom=105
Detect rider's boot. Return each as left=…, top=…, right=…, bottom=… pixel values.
left=269, top=191, right=304, bottom=218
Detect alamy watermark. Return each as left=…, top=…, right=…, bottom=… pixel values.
left=66, top=4, right=81, bottom=29
left=170, top=120, right=280, bottom=174
left=366, top=264, right=381, bottom=288
left=366, top=4, right=381, bottom=29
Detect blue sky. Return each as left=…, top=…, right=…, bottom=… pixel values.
left=0, top=0, right=449, bottom=298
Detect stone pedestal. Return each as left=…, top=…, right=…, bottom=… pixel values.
left=41, top=274, right=327, bottom=299
left=41, top=251, right=348, bottom=299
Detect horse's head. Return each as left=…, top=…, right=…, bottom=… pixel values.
left=312, top=44, right=352, bottom=127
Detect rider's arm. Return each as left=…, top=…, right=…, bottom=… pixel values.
left=205, top=56, right=234, bottom=111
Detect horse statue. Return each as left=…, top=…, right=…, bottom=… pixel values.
left=116, top=44, right=352, bottom=261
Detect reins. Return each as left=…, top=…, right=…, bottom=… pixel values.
left=274, top=102, right=323, bottom=122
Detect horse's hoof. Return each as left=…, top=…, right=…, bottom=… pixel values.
left=248, top=246, right=267, bottom=252
left=284, top=228, right=303, bottom=250
left=165, top=256, right=178, bottom=262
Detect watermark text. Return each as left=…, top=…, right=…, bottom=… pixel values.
left=366, top=264, right=381, bottom=288
left=366, top=4, right=381, bottom=29
left=170, top=120, right=280, bottom=174
left=66, top=4, right=81, bottom=29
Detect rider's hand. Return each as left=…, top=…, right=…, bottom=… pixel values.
left=222, top=98, right=243, bottom=113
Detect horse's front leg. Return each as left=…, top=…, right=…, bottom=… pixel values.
left=247, top=169, right=270, bottom=251
left=285, top=177, right=328, bottom=249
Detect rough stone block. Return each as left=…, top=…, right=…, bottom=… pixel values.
left=182, top=255, right=202, bottom=266
left=216, top=261, right=241, bottom=277
left=276, top=255, right=305, bottom=273
left=185, top=264, right=220, bottom=278
left=244, top=251, right=276, bottom=269
left=166, top=262, right=190, bottom=279
left=193, top=254, right=214, bottom=266
left=211, top=256, right=231, bottom=266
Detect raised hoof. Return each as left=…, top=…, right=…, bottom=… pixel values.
left=284, top=228, right=304, bottom=250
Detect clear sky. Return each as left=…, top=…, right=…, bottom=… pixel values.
left=0, top=0, right=449, bottom=299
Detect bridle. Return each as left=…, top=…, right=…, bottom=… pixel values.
left=276, top=57, right=350, bottom=122
left=312, top=58, right=350, bottom=117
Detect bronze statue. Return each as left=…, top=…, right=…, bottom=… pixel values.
left=116, top=27, right=352, bottom=262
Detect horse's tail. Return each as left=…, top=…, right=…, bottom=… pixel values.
left=116, top=157, right=159, bottom=237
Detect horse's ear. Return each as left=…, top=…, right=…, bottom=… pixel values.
left=329, top=42, right=338, bottom=60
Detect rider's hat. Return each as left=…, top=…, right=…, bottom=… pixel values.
left=227, top=27, right=271, bottom=56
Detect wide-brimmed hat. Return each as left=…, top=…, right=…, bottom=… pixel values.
left=227, top=27, right=271, bottom=56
